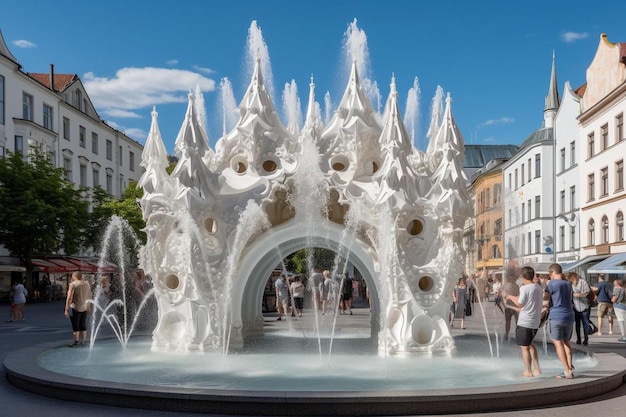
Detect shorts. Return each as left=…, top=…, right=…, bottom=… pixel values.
left=293, top=297, right=304, bottom=310
left=614, top=305, right=626, bottom=322
left=341, top=292, right=352, bottom=301
left=598, top=302, right=614, bottom=318
left=548, top=319, right=573, bottom=341
left=70, top=310, right=88, bottom=332
left=515, top=326, right=538, bottom=346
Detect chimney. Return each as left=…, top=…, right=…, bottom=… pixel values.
left=49, top=64, right=55, bottom=91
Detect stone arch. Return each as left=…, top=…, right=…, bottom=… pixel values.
left=230, top=219, right=381, bottom=347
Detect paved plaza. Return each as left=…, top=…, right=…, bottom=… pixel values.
left=1, top=297, right=625, bottom=417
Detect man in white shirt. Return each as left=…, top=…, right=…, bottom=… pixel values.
left=504, top=266, right=544, bottom=377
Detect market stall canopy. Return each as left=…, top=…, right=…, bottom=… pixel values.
left=65, top=257, right=117, bottom=273
left=588, top=253, right=626, bottom=275
left=30, top=258, right=79, bottom=273
left=562, top=255, right=609, bottom=272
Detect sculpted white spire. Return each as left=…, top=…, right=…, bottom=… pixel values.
left=139, top=107, right=170, bottom=195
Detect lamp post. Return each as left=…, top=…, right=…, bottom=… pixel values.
left=557, top=213, right=580, bottom=261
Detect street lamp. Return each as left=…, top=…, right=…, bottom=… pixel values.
left=556, top=213, right=580, bottom=260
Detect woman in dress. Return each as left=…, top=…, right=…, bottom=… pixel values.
left=451, top=277, right=468, bottom=329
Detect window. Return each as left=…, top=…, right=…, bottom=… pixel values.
left=106, top=139, right=112, bottom=160
left=22, top=93, right=34, bottom=121
left=570, top=225, right=576, bottom=249
left=491, top=245, right=501, bottom=258
left=0, top=74, right=4, bottom=125
left=617, top=211, right=624, bottom=242
left=527, top=158, right=531, bottom=182
left=43, top=104, right=53, bottom=130
left=515, top=169, right=518, bottom=189
left=119, top=145, right=123, bottom=166
left=494, top=218, right=502, bottom=236
left=588, top=219, right=595, bottom=246
left=14, top=135, right=23, bottom=154
left=535, top=230, right=541, bottom=254
left=508, top=173, right=512, bottom=190
left=534, top=154, right=541, bottom=177
left=588, top=173, right=595, bottom=201
left=106, top=173, right=113, bottom=194
left=560, top=190, right=565, bottom=213
left=617, top=113, right=624, bottom=143
left=485, top=188, right=490, bottom=209
left=508, top=209, right=512, bottom=228
left=80, top=164, right=87, bottom=187
left=522, top=203, right=526, bottom=223
left=527, top=199, right=531, bottom=220
left=601, top=167, right=609, bottom=196
left=534, top=196, right=540, bottom=218
left=521, top=164, right=525, bottom=185
left=129, top=151, right=135, bottom=172
left=63, top=117, right=70, bottom=140
left=601, top=124, right=609, bottom=150
left=63, top=157, right=72, bottom=181
left=119, top=174, right=125, bottom=195
left=79, top=126, right=86, bottom=148
left=570, top=186, right=576, bottom=210
left=92, top=168, right=99, bottom=188
left=560, top=148, right=565, bottom=172
left=570, top=141, right=576, bottom=166
left=92, top=133, right=98, bottom=154
left=602, top=215, right=609, bottom=244
left=559, top=226, right=565, bottom=252
left=74, top=90, right=82, bottom=110
left=616, top=160, right=624, bottom=191
left=588, top=132, right=595, bottom=158
left=521, top=234, right=526, bottom=255
left=494, top=184, right=501, bottom=205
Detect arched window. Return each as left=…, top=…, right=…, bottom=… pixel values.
left=617, top=211, right=624, bottom=242
left=491, top=245, right=501, bottom=258
left=588, top=219, right=595, bottom=246
left=602, top=215, right=609, bottom=244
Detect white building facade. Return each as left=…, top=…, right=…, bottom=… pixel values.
left=0, top=29, right=143, bottom=199
left=578, top=34, right=626, bottom=278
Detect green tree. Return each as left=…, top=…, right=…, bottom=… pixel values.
left=0, top=149, right=89, bottom=290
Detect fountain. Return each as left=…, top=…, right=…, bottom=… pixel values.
left=4, top=19, right=626, bottom=416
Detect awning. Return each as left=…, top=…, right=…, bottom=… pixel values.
left=30, top=258, right=79, bottom=273
left=588, top=253, right=626, bottom=275
left=0, top=263, right=26, bottom=272
left=529, top=262, right=554, bottom=274
left=562, top=255, right=610, bottom=272
left=65, top=257, right=117, bottom=273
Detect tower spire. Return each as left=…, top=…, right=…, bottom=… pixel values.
left=544, top=51, right=560, bottom=128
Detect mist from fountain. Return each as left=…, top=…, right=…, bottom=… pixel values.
left=218, top=77, right=238, bottom=137
left=404, top=76, right=420, bottom=149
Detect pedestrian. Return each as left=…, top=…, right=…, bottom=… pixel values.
left=504, top=266, right=544, bottom=377
left=610, top=278, right=626, bottom=342
left=289, top=275, right=305, bottom=317
left=310, top=267, right=323, bottom=311
left=451, top=277, right=468, bottom=329
left=546, top=263, right=575, bottom=379
left=320, top=270, right=332, bottom=315
left=340, top=273, right=353, bottom=315
left=592, top=274, right=614, bottom=335
left=501, top=274, right=520, bottom=341
left=274, top=274, right=289, bottom=321
left=64, top=271, right=93, bottom=347
left=567, top=272, right=591, bottom=345
left=10, top=277, right=28, bottom=321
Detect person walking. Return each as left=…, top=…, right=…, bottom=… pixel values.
left=501, top=274, right=520, bottom=341
left=451, top=277, right=468, bottom=329
left=611, top=278, right=626, bottom=342
left=546, top=263, right=575, bottom=379
left=10, top=278, right=28, bottom=321
left=289, top=275, right=305, bottom=317
left=64, top=271, right=93, bottom=347
left=274, top=274, right=290, bottom=321
left=567, top=272, right=591, bottom=346
left=340, top=273, right=353, bottom=315
left=504, top=266, right=544, bottom=377
left=320, top=270, right=333, bottom=315
left=310, top=268, right=323, bottom=311
left=592, top=274, right=614, bottom=335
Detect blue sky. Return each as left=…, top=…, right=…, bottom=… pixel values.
left=2, top=0, right=625, bottom=154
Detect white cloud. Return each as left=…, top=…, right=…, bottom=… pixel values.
left=83, top=67, right=216, bottom=111
left=192, top=65, right=215, bottom=74
left=561, top=31, right=589, bottom=43
left=105, top=120, right=147, bottom=143
left=478, top=117, right=514, bottom=127
left=13, top=40, right=36, bottom=48
left=166, top=59, right=179, bottom=65
left=103, top=109, right=142, bottom=119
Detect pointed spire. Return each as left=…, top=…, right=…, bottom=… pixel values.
left=544, top=51, right=560, bottom=112
left=138, top=106, right=170, bottom=193
left=0, top=29, right=19, bottom=65
left=304, top=75, right=317, bottom=126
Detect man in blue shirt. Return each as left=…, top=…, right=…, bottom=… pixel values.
left=592, top=274, right=614, bottom=335
left=546, top=263, right=575, bottom=379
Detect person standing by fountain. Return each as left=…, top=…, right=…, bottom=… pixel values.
left=289, top=275, right=305, bottom=317
left=610, top=279, right=626, bottom=342
left=274, top=274, right=289, bottom=321
left=504, top=266, right=543, bottom=377
left=546, top=263, right=575, bottom=379
left=567, top=272, right=591, bottom=346
left=64, top=271, right=93, bottom=347
left=501, top=274, right=520, bottom=341
left=340, top=273, right=353, bottom=315
left=320, top=270, right=332, bottom=315
left=450, top=277, right=468, bottom=329
left=310, top=268, right=323, bottom=311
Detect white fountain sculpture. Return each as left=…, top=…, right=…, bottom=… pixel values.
left=138, top=50, right=470, bottom=356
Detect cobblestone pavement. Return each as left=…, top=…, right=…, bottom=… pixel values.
left=1, top=298, right=625, bottom=417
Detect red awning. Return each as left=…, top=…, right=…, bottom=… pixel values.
left=30, top=258, right=78, bottom=273
left=65, top=257, right=117, bottom=273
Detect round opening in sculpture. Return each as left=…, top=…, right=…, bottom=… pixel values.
left=330, top=155, right=350, bottom=172
left=231, top=155, right=248, bottom=175
left=262, top=159, right=278, bottom=174
left=203, top=217, right=218, bottom=234
left=363, top=157, right=381, bottom=175
left=418, top=275, right=434, bottom=292
left=407, top=219, right=424, bottom=236
left=162, top=273, right=180, bottom=291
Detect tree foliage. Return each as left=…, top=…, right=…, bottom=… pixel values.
left=0, top=149, right=89, bottom=287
